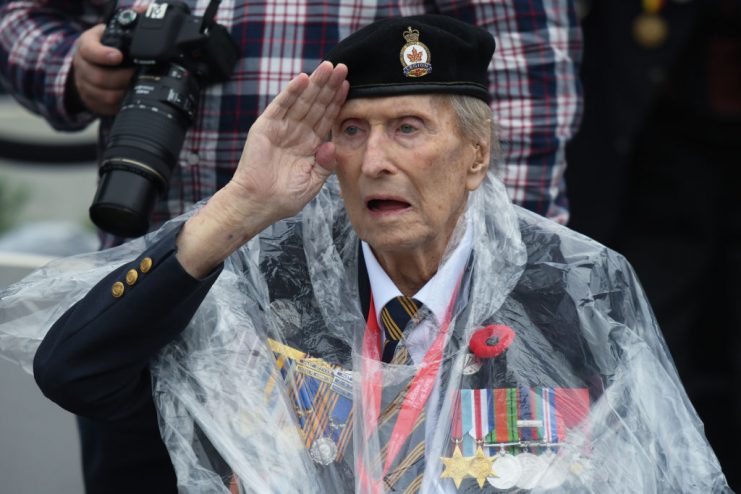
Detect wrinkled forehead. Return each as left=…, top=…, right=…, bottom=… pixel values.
left=334, top=93, right=454, bottom=124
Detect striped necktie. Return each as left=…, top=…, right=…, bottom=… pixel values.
left=380, top=296, right=423, bottom=363
left=375, top=296, right=429, bottom=492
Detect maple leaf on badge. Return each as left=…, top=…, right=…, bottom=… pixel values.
left=407, top=47, right=423, bottom=63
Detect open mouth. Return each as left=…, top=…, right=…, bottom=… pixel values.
left=367, top=198, right=411, bottom=213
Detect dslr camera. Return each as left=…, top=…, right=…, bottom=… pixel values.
left=90, top=0, right=239, bottom=237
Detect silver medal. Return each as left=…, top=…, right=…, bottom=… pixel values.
left=487, top=452, right=522, bottom=490
left=569, top=455, right=591, bottom=478
left=536, top=450, right=569, bottom=490
left=514, top=452, right=547, bottom=490
left=309, top=437, right=337, bottom=465
left=462, top=353, right=482, bottom=375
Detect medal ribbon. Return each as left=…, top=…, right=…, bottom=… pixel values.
left=359, top=278, right=462, bottom=491
left=452, top=391, right=462, bottom=442
left=508, top=388, right=518, bottom=444
left=534, top=387, right=545, bottom=441
left=518, top=386, right=532, bottom=442
left=518, top=386, right=542, bottom=442
left=460, top=390, right=474, bottom=455
left=473, top=389, right=482, bottom=443
left=542, top=387, right=558, bottom=444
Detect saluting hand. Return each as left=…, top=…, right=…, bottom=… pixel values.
left=176, top=61, right=349, bottom=278
left=228, top=61, right=349, bottom=222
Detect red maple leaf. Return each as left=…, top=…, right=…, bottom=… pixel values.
left=407, top=47, right=423, bottom=63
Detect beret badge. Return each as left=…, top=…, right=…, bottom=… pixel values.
left=399, top=26, right=432, bottom=78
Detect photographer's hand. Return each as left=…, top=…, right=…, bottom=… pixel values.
left=67, top=24, right=136, bottom=116
left=176, top=61, right=349, bottom=278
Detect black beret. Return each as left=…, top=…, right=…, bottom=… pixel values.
left=325, top=15, right=495, bottom=103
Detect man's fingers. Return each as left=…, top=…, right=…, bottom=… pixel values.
left=75, top=56, right=135, bottom=90
left=309, top=63, right=348, bottom=117
left=77, top=24, right=124, bottom=66
left=285, top=63, right=347, bottom=137
left=262, top=63, right=346, bottom=127
left=261, top=73, right=310, bottom=120
left=281, top=61, right=334, bottom=123
left=313, top=80, right=349, bottom=139
left=312, top=66, right=348, bottom=132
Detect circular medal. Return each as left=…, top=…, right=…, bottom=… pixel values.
left=309, top=437, right=337, bottom=465
left=632, top=13, right=668, bottom=48
left=537, top=450, right=569, bottom=490
left=514, top=452, right=547, bottom=490
left=569, top=455, right=591, bottom=477
left=487, top=452, right=522, bottom=490
left=462, top=353, right=483, bottom=375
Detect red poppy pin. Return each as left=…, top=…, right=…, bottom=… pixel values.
left=469, top=324, right=515, bottom=359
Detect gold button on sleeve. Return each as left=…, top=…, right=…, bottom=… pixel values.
left=125, top=269, right=139, bottom=286
left=112, top=281, right=125, bottom=298
left=140, top=257, right=153, bottom=273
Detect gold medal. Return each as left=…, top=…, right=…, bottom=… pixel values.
left=633, top=12, right=668, bottom=48
left=440, top=445, right=471, bottom=488
left=468, top=446, right=496, bottom=488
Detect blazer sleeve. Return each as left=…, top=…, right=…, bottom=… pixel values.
left=33, top=228, right=223, bottom=421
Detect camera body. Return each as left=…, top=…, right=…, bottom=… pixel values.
left=90, top=1, right=239, bottom=238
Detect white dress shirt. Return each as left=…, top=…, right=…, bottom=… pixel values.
left=362, top=222, right=473, bottom=364
left=361, top=221, right=473, bottom=493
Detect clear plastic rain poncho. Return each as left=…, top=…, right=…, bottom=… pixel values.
left=0, top=173, right=731, bottom=493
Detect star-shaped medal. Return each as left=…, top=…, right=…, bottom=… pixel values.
left=467, top=446, right=495, bottom=488
left=440, top=446, right=470, bottom=488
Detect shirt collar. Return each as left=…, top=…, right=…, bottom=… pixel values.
left=362, top=217, right=473, bottom=327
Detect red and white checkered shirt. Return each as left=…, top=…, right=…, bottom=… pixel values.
left=0, top=0, right=582, bottom=247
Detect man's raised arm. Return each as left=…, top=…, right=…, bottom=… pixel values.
left=176, top=61, right=348, bottom=278
left=33, top=61, right=348, bottom=419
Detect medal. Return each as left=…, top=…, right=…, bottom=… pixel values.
left=467, top=446, right=495, bottom=488
left=462, top=353, right=482, bottom=375
left=267, top=339, right=354, bottom=463
left=441, top=400, right=473, bottom=489
left=569, top=455, right=590, bottom=477
left=536, top=449, right=569, bottom=489
left=309, top=436, right=338, bottom=465
left=487, top=450, right=521, bottom=490
left=440, top=445, right=471, bottom=489
left=514, top=451, right=547, bottom=489
left=633, top=0, right=668, bottom=48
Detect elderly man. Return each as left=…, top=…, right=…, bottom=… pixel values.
left=2, top=15, right=729, bottom=494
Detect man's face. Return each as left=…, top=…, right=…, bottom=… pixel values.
left=332, top=95, right=489, bottom=262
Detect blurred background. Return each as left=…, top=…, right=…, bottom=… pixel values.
left=0, top=85, right=96, bottom=492
left=567, top=0, right=740, bottom=490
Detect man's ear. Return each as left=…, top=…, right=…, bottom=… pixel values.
left=465, top=140, right=490, bottom=191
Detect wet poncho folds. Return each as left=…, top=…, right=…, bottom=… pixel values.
left=0, top=174, right=731, bottom=493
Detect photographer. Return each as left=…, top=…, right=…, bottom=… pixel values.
left=0, top=0, right=582, bottom=244
left=0, top=1, right=583, bottom=493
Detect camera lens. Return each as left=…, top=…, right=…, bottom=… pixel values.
left=90, top=64, right=199, bottom=237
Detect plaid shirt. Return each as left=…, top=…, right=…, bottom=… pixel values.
left=0, top=0, right=582, bottom=247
